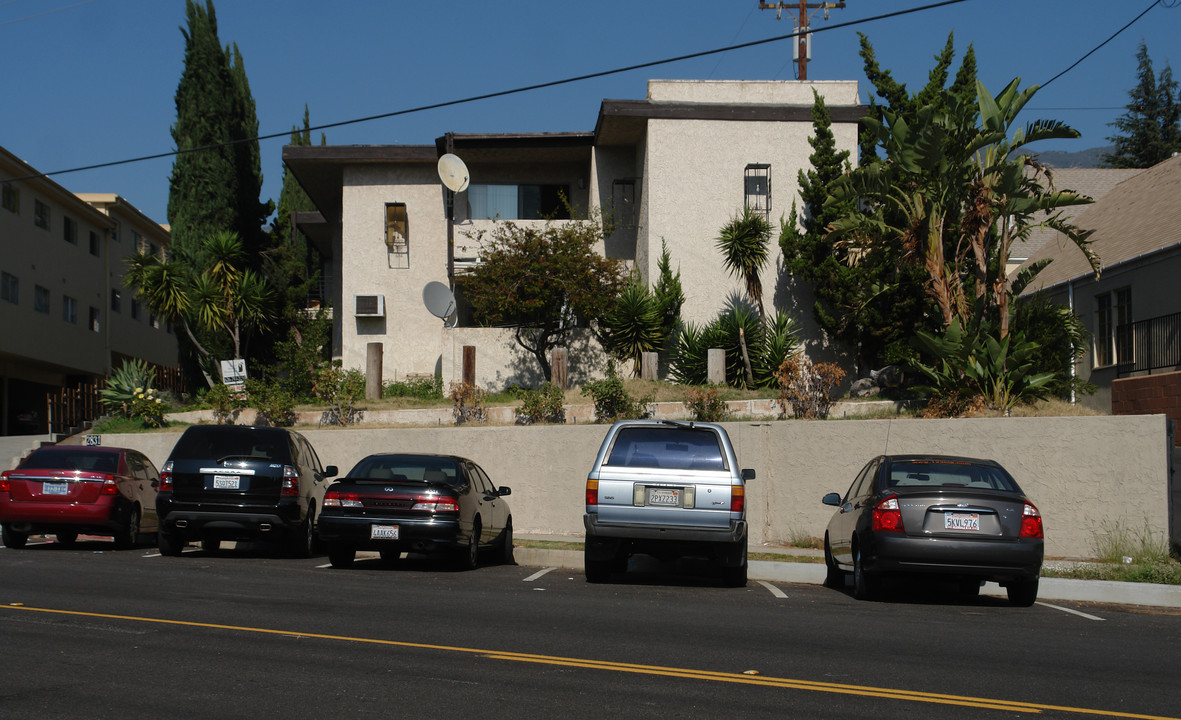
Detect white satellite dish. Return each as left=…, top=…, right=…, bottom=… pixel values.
left=422, top=281, right=457, bottom=327
left=437, top=153, right=470, bottom=193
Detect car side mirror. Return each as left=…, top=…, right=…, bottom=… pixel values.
left=324, top=466, right=338, bottom=478
left=498, top=486, right=512, bottom=496
left=741, top=468, right=755, bottom=481
left=822, top=492, right=842, bottom=507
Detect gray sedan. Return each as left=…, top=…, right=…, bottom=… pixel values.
left=822, top=454, right=1044, bottom=605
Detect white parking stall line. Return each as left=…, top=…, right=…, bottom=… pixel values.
left=1036, top=601, right=1105, bottom=621
left=523, top=567, right=556, bottom=582
left=758, top=580, right=788, bottom=599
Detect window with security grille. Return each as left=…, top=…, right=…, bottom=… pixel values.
left=744, top=164, right=771, bottom=216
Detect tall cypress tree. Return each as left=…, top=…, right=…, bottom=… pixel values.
left=267, top=106, right=323, bottom=316
left=1103, top=42, right=1181, bottom=168
left=167, top=0, right=268, bottom=267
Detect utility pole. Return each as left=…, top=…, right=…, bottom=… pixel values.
left=758, top=1, right=846, bottom=80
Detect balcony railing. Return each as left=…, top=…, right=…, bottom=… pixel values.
left=1117, top=310, right=1181, bottom=377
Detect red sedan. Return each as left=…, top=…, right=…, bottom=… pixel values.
left=1, top=445, right=160, bottom=549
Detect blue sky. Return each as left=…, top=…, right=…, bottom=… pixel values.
left=2, top=0, right=1178, bottom=225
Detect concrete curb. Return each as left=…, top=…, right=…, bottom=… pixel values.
left=512, top=548, right=1181, bottom=608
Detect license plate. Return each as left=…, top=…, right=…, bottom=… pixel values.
left=371, top=525, right=399, bottom=540
left=213, top=475, right=241, bottom=490
left=945, top=512, right=980, bottom=531
left=42, top=482, right=68, bottom=495
left=647, top=488, right=681, bottom=507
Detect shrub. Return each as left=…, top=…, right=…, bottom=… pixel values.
left=245, top=378, right=297, bottom=427
left=127, top=386, right=167, bottom=428
left=580, top=363, right=652, bottom=423
left=205, top=383, right=246, bottom=425
left=100, top=359, right=158, bottom=418
left=314, top=362, right=366, bottom=426
left=449, top=381, right=487, bottom=424
left=384, top=374, right=443, bottom=400
left=682, top=387, right=729, bottom=422
left=668, top=302, right=799, bottom=388
left=514, top=383, right=567, bottom=425
left=776, top=352, right=846, bottom=419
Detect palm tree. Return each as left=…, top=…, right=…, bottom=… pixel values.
left=716, top=207, right=772, bottom=322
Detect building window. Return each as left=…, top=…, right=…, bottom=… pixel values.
left=612, top=178, right=639, bottom=230
left=2, top=183, right=18, bottom=213
left=1, top=271, right=17, bottom=304
left=1095, top=288, right=1132, bottom=367
left=35, top=285, right=50, bottom=314
left=89, top=230, right=101, bottom=256
left=744, top=164, right=771, bottom=216
left=111, top=289, right=122, bottom=313
left=89, top=306, right=101, bottom=333
left=130, top=298, right=141, bottom=320
left=467, top=184, right=571, bottom=220
left=63, top=295, right=77, bottom=324
left=385, top=202, right=409, bottom=256
left=63, top=215, right=77, bottom=244
left=112, top=220, right=121, bottom=243
left=34, top=200, right=50, bottom=230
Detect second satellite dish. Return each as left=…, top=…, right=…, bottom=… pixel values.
left=422, top=281, right=457, bottom=326
left=437, top=153, right=470, bottom=193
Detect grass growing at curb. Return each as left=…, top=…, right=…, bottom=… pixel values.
left=1043, top=559, right=1181, bottom=584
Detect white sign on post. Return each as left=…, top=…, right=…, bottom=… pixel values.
left=220, top=359, right=247, bottom=390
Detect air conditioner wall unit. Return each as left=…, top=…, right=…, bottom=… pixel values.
left=354, top=294, right=385, bottom=317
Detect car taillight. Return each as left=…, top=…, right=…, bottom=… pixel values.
left=281, top=465, right=299, bottom=496
left=99, top=475, right=119, bottom=495
left=1020, top=502, right=1044, bottom=538
left=412, top=494, right=459, bottom=513
left=872, top=495, right=905, bottom=532
left=730, top=485, right=744, bottom=513
left=585, top=478, right=598, bottom=509
left=324, top=490, right=363, bottom=508
left=159, top=461, right=173, bottom=492
left=0, top=471, right=11, bottom=494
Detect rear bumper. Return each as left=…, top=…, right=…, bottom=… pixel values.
left=318, top=514, right=464, bottom=553
left=584, top=513, right=746, bottom=564
left=159, top=509, right=298, bottom=541
left=0, top=497, right=125, bottom=534
left=867, top=532, right=1044, bottom=582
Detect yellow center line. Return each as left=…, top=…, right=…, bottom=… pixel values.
left=4, top=603, right=1176, bottom=720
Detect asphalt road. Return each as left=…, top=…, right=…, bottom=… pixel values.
left=2, top=538, right=1180, bottom=720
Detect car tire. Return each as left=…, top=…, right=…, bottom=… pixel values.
left=584, top=546, right=612, bottom=584
left=1007, top=577, right=1039, bottom=607
left=2, top=524, right=29, bottom=549
left=55, top=531, right=78, bottom=546
left=328, top=545, right=356, bottom=569
left=823, top=534, right=844, bottom=589
left=720, top=538, right=748, bottom=587
left=158, top=531, right=184, bottom=557
left=201, top=538, right=221, bottom=554
left=852, top=544, right=878, bottom=601
left=379, top=548, right=402, bottom=565
left=959, top=579, right=983, bottom=598
left=499, top=518, right=515, bottom=565
left=114, top=507, right=141, bottom=550
left=287, top=508, right=315, bottom=559
left=457, top=518, right=481, bottom=571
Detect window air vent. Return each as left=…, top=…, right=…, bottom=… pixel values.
left=354, top=295, right=385, bottom=317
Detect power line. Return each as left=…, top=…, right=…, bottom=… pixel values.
left=5, top=0, right=970, bottom=184
left=1040, top=0, right=1161, bottom=89
left=0, top=0, right=104, bottom=28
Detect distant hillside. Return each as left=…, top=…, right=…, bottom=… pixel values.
left=1036, top=146, right=1114, bottom=169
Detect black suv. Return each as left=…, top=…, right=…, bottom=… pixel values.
left=156, top=426, right=337, bottom=557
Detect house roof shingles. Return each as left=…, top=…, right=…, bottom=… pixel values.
left=1020, top=154, right=1181, bottom=293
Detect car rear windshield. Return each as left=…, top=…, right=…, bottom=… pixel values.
left=170, top=428, right=291, bottom=463
left=605, top=426, right=727, bottom=470
left=885, top=460, right=1020, bottom=492
left=347, top=456, right=462, bottom=487
left=21, top=449, right=118, bottom=473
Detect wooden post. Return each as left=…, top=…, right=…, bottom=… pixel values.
left=365, top=342, right=383, bottom=400
left=462, top=346, right=476, bottom=386
left=551, top=348, right=568, bottom=390
left=707, top=348, right=726, bottom=385
left=640, top=352, right=658, bottom=381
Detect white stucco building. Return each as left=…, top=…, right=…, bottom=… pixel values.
left=283, top=79, right=862, bottom=390
left=0, top=145, right=177, bottom=435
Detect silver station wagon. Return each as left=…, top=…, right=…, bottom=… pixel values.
left=583, top=420, right=755, bottom=586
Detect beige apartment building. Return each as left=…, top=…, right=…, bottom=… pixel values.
left=283, top=79, right=862, bottom=390
left=0, top=145, right=177, bottom=435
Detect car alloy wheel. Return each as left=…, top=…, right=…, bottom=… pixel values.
left=458, top=518, right=481, bottom=571
left=499, top=518, right=515, bottom=565
left=115, top=508, right=140, bottom=550
left=823, top=534, right=844, bottom=589
left=853, top=545, right=878, bottom=600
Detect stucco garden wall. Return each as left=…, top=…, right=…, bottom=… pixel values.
left=77, top=414, right=1172, bottom=561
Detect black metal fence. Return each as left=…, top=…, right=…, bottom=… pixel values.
left=1118, top=311, right=1181, bottom=377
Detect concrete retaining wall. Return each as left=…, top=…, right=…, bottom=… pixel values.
left=63, top=414, right=1172, bottom=560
